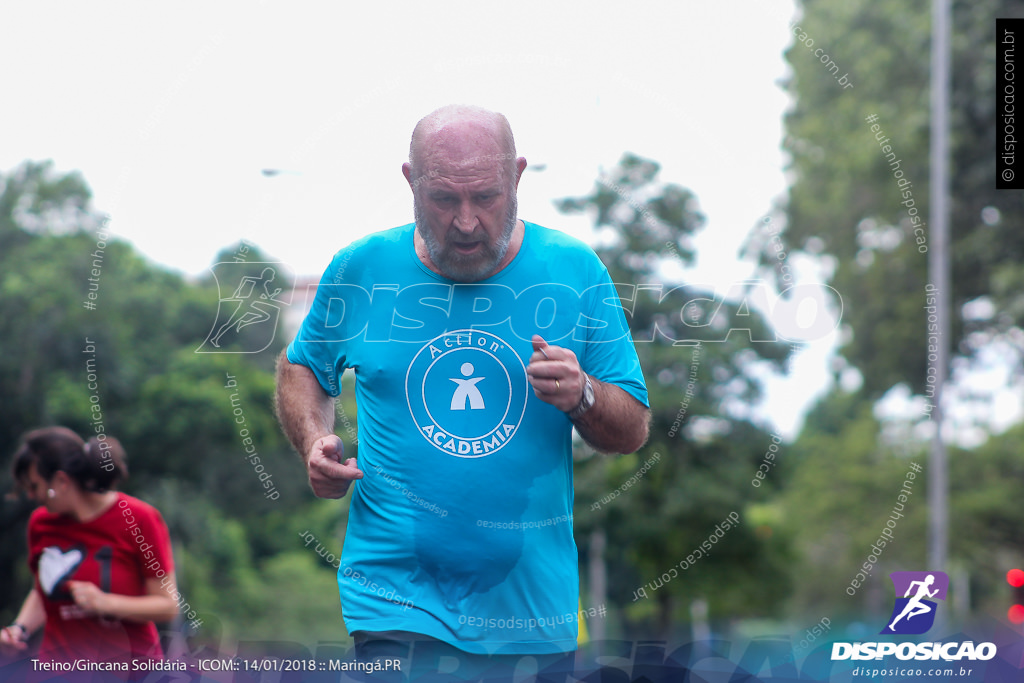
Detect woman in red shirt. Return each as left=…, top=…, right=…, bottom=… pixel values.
left=0, top=427, right=179, bottom=667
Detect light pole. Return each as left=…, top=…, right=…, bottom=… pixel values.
left=927, top=0, right=950, bottom=588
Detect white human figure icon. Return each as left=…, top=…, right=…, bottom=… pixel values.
left=450, top=362, right=485, bottom=410
left=888, top=574, right=938, bottom=630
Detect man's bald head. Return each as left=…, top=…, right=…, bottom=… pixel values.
left=403, top=105, right=527, bottom=281
left=408, top=105, right=517, bottom=187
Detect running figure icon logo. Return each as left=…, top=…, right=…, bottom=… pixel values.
left=197, top=262, right=291, bottom=353
left=406, top=330, right=528, bottom=458
left=881, top=571, right=949, bottom=635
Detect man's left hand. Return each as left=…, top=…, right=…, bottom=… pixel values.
left=526, top=335, right=585, bottom=413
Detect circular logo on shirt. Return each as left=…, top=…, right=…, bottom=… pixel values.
left=406, top=330, right=528, bottom=458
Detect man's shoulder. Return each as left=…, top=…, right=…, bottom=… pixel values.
left=525, top=221, right=594, bottom=252
left=523, top=222, right=605, bottom=271
left=339, top=224, right=414, bottom=258
left=321, top=224, right=414, bottom=281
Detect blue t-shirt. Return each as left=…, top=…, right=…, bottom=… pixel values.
left=286, top=221, right=648, bottom=654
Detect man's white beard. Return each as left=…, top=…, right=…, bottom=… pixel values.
left=415, top=194, right=518, bottom=282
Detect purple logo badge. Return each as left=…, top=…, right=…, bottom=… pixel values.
left=881, top=571, right=949, bottom=635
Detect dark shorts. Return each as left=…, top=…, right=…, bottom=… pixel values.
left=352, top=630, right=575, bottom=683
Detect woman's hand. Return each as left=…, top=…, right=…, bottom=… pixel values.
left=0, top=623, right=30, bottom=655
left=66, top=580, right=109, bottom=616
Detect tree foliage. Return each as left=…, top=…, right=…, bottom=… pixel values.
left=559, top=153, right=795, bottom=639
left=769, top=0, right=1024, bottom=630
left=755, top=0, right=1024, bottom=398
left=0, top=160, right=345, bottom=650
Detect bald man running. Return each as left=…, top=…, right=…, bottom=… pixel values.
left=276, top=105, right=650, bottom=681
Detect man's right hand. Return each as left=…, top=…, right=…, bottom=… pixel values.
left=307, top=434, right=363, bottom=498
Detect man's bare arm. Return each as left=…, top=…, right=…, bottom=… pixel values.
left=526, top=336, right=650, bottom=454
left=274, top=350, right=335, bottom=459
left=274, top=350, right=363, bottom=497
left=572, top=379, right=650, bottom=454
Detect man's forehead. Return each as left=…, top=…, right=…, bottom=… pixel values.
left=422, top=173, right=503, bottom=193
left=420, top=147, right=506, bottom=172
left=418, top=142, right=509, bottom=184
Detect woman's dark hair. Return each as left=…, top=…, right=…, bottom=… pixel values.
left=12, top=426, right=128, bottom=493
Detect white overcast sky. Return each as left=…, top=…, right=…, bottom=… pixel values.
left=3, top=0, right=852, bottom=437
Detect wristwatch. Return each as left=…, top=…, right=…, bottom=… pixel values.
left=568, top=375, right=595, bottom=420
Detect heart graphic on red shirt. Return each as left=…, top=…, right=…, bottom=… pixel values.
left=39, top=546, right=84, bottom=595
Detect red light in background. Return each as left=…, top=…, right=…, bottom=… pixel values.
left=1009, top=605, right=1024, bottom=624
left=1008, top=569, right=1024, bottom=588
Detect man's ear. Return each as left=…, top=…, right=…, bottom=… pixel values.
left=402, top=162, right=415, bottom=191
left=513, top=157, right=528, bottom=189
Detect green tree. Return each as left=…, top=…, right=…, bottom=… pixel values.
left=0, top=160, right=351, bottom=648
left=558, top=153, right=795, bottom=639
left=762, top=0, right=1024, bottom=630
left=755, top=0, right=1024, bottom=398
left=780, top=387, right=1024, bottom=626
left=778, top=389, right=929, bottom=622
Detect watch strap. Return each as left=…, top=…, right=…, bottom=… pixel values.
left=568, top=376, right=594, bottom=420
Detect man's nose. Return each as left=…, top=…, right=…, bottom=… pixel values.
left=453, top=202, right=478, bottom=233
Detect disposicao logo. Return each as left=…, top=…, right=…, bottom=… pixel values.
left=831, top=570, right=997, bottom=663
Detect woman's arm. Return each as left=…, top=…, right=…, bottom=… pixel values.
left=67, top=574, right=179, bottom=624
left=0, top=588, right=45, bottom=654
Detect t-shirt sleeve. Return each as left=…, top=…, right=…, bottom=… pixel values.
left=576, top=262, right=650, bottom=408
left=131, top=500, right=175, bottom=580
left=285, top=248, right=357, bottom=397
